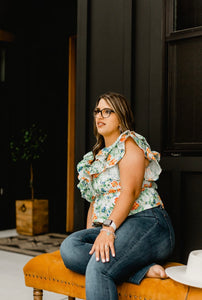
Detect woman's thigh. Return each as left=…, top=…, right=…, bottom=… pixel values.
left=86, top=206, right=174, bottom=283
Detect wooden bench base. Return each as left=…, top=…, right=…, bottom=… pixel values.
left=24, top=250, right=202, bottom=300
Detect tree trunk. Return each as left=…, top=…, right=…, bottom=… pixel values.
left=30, top=163, right=34, bottom=200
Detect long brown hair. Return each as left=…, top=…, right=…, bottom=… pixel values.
left=92, top=92, right=135, bottom=158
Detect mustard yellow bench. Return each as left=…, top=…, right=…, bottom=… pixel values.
left=23, top=250, right=202, bottom=300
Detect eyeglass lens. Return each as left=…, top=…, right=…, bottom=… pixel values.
left=94, top=108, right=114, bottom=118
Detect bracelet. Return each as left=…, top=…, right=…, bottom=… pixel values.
left=100, top=228, right=116, bottom=239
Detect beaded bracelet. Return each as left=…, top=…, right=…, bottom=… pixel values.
left=100, top=228, right=116, bottom=238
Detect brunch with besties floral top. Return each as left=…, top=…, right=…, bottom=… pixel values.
left=77, top=130, right=163, bottom=224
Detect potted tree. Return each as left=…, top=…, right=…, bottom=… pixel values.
left=10, top=123, right=49, bottom=235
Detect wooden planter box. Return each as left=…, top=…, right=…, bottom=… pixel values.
left=16, top=199, right=49, bottom=236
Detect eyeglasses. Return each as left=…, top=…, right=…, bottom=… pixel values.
left=93, top=108, right=115, bottom=118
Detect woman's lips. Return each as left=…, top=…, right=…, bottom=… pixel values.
left=97, top=122, right=105, bottom=127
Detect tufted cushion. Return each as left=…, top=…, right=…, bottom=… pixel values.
left=23, top=250, right=202, bottom=300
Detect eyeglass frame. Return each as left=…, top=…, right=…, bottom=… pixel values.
left=93, top=107, right=115, bottom=118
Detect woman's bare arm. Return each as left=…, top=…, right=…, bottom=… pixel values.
left=89, top=137, right=146, bottom=262
left=86, top=202, right=94, bottom=229
left=108, top=137, right=146, bottom=229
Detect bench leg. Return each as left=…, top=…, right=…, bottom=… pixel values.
left=33, top=288, right=75, bottom=300
left=33, top=288, right=43, bottom=300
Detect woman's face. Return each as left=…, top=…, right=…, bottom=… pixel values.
left=94, top=98, right=120, bottom=138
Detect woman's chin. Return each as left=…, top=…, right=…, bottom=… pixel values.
left=97, top=127, right=106, bottom=135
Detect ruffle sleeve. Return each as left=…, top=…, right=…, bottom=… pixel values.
left=90, top=130, right=162, bottom=181
left=77, top=151, right=96, bottom=202
left=132, top=132, right=162, bottom=181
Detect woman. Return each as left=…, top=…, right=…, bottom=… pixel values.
left=60, top=92, right=175, bottom=300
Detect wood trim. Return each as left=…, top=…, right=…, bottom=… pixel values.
left=166, top=26, right=202, bottom=42
left=66, top=36, right=76, bottom=232
left=0, top=30, right=14, bottom=42
left=165, top=0, right=202, bottom=41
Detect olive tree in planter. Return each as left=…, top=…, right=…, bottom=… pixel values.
left=10, top=123, right=49, bottom=235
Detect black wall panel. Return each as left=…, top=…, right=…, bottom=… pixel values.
left=132, top=0, right=164, bottom=149
left=86, top=0, right=132, bottom=151
left=181, top=172, right=202, bottom=262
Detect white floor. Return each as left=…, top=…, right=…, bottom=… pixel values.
left=0, top=229, right=81, bottom=300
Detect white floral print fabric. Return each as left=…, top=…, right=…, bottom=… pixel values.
left=77, top=130, right=164, bottom=224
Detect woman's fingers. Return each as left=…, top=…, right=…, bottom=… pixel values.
left=89, top=244, right=95, bottom=255
left=99, top=243, right=106, bottom=263
left=89, top=236, right=115, bottom=263
left=109, top=241, right=116, bottom=258
left=105, top=244, right=110, bottom=262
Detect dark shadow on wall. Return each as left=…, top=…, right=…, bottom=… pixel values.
left=0, top=0, right=77, bottom=233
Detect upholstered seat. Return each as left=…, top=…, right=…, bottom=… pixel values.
left=23, top=250, right=202, bottom=300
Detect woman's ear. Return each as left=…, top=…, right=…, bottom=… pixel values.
left=119, top=125, right=123, bottom=133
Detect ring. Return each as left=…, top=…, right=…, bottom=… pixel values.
left=105, top=244, right=109, bottom=248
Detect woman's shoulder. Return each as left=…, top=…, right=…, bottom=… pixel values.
left=115, top=130, right=162, bottom=180
left=123, top=135, right=145, bottom=158
left=117, top=130, right=161, bottom=162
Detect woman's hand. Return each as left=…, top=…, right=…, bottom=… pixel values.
left=89, top=228, right=116, bottom=263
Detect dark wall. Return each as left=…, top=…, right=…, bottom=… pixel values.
left=132, top=0, right=164, bottom=148
left=87, top=0, right=132, bottom=150
left=0, top=42, right=15, bottom=229
left=0, top=0, right=77, bottom=232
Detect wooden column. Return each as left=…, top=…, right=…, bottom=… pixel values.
left=66, top=36, right=76, bottom=232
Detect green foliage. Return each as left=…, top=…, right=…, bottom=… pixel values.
left=10, top=123, right=47, bottom=163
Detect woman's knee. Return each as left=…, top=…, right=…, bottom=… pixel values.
left=60, top=232, right=83, bottom=270
left=60, top=234, right=78, bottom=268
left=60, top=230, right=94, bottom=274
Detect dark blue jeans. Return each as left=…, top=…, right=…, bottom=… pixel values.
left=60, top=205, right=175, bottom=300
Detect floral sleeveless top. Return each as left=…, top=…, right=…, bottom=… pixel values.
left=77, top=130, right=163, bottom=224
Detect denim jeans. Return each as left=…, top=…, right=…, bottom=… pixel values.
left=60, top=205, right=175, bottom=300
